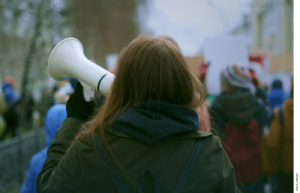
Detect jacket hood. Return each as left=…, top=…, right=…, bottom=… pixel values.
left=112, top=99, right=200, bottom=145
left=45, top=104, right=67, bottom=146
left=268, top=88, right=286, bottom=108
left=214, top=89, right=257, bottom=125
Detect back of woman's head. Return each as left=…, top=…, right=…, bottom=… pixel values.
left=76, top=34, right=205, bottom=142
left=159, top=36, right=180, bottom=50
left=111, top=34, right=203, bottom=107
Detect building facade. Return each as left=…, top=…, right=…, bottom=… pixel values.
left=232, top=0, right=293, bottom=54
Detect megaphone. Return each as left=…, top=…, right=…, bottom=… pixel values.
left=48, top=37, right=115, bottom=101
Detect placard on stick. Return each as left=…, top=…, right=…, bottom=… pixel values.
left=269, top=53, right=293, bottom=73
left=204, top=36, right=249, bottom=95
left=184, top=56, right=205, bottom=77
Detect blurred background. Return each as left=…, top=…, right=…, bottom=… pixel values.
left=0, top=0, right=294, bottom=192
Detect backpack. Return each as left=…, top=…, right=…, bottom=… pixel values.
left=223, top=118, right=261, bottom=184
left=95, top=136, right=206, bottom=193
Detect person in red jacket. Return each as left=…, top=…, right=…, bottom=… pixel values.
left=209, top=64, right=273, bottom=193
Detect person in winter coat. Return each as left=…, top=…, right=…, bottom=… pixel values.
left=209, top=64, right=273, bottom=193
left=264, top=80, right=293, bottom=193
left=0, top=88, right=7, bottom=115
left=0, top=76, right=21, bottom=140
left=37, top=34, right=241, bottom=193
left=19, top=104, right=67, bottom=193
left=268, top=79, right=288, bottom=108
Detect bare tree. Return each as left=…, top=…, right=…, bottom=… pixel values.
left=0, top=0, right=32, bottom=92
left=20, top=0, right=69, bottom=127
left=0, top=0, right=148, bottom=129
left=19, top=0, right=47, bottom=128
left=0, top=0, right=69, bottom=128
left=68, top=0, right=139, bottom=67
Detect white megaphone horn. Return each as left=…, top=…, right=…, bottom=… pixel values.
left=47, top=37, right=115, bottom=101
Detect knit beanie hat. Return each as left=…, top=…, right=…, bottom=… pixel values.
left=220, top=63, right=253, bottom=90
left=271, top=79, right=283, bottom=89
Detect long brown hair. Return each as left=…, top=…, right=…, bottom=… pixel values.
left=159, top=36, right=180, bottom=51
left=74, top=34, right=206, bottom=147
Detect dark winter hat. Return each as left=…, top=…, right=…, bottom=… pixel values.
left=272, top=79, right=283, bottom=89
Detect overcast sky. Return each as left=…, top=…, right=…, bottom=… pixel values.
left=144, top=0, right=253, bottom=56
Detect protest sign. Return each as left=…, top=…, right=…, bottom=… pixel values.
left=204, top=36, right=249, bottom=95
left=184, top=56, right=205, bottom=77
left=269, top=53, right=293, bottom=73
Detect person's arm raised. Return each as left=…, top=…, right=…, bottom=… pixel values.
left=37, top=83, right=96, bottom=193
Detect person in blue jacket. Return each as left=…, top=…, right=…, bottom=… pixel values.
left=268, top=79, right=288, bottom=108
left=0, top=76, right=21, bottom=140
left=19, top=104, right=67, bottom=193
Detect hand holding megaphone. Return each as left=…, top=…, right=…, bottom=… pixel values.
left=47, top=37, right=115, bottom=101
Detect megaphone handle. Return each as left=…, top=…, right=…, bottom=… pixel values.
left=80, top=81, right=95, bottom=102
left=83, top=88, right=92, bottom=102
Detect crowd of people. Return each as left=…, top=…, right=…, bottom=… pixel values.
left=0, top=76, right=78, bottom=141
left=0, top=76, right=21, bottom=140
left=0, top=34, right=294, bottom=193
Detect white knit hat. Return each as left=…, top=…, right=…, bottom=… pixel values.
left=220, top=63, right=253, bottom=89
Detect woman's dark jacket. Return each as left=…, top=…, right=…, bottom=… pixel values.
left=37, top=99, right=241, bottom=193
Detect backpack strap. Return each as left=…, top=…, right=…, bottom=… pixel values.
left=95, top=136, right=129, bottom=193
left=171, top=139, right=205, bottom=193
left=95, top=136, right=205, bottom=193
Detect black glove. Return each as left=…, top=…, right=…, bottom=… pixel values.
left=66, top=82, right=96, bottom=121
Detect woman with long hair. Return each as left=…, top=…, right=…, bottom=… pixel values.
left=37, top=35, right=241, bottom=193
